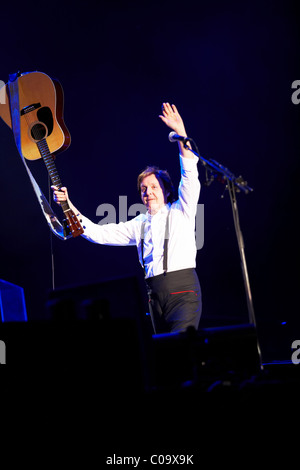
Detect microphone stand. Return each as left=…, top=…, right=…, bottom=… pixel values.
left=185, top=141, right=263, bottom=370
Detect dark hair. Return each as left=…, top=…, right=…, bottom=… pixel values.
left=137, top=166, right=176, bottom=203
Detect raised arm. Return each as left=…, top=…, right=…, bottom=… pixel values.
left=159, top=103, right=200, bottom=214
left=159, top=103, right=193, bottom=159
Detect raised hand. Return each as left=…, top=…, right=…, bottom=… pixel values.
left=159, top=102, right=193, bottom=158
left=159, top=102, right=187, bottom=136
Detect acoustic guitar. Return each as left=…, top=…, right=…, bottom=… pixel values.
left=0, top=71, right=83, bottom=237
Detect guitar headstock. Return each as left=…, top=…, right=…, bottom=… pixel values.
left=64, top=211, right=84, bottom=238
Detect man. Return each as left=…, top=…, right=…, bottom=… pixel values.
left=52, top=102, right=202, bottom=334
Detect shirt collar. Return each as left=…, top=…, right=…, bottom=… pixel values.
left=146, top=202, right=170, bottom=220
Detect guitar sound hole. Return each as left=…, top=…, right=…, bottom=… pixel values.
left=30, top=122, right=48, bottom=141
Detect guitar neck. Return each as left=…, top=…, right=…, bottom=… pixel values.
left=36, top=138, right=84, bottom=237
left=36, top=139, right=69, bottom=214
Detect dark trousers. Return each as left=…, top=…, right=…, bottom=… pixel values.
left=145, top=268, right=202, bottom=334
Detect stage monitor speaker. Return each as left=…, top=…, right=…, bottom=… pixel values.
left=151, top=324, right=261, bottom=390
left=44, top=274, right=153, bottom=388
left=46, top=274, right=147, bottom=324
left=0, top=279, right=27, bottom=322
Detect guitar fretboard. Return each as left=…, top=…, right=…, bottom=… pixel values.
left=36, top=138, right=69, bottom=213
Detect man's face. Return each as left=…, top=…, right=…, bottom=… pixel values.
left=140, top=174, right=168, bottom=214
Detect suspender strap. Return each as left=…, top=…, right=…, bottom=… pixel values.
left=141, top=221, right=146, bottom=274
left=163, top=210, right=170, bottom=274
left=141, top=209, right=170, bottom=276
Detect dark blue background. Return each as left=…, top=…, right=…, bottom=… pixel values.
left=0, top=0, right=299, bottom=361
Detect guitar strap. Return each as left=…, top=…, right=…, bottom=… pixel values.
left=7, top=75, right=69, bottom=240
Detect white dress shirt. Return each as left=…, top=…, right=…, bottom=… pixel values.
left=80, top=154, right=200, bottom=278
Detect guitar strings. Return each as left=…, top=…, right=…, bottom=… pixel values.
left=23, top=112, right=56, bottom=291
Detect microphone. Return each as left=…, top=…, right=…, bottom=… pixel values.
left=168, top=131, right=192, bottom=144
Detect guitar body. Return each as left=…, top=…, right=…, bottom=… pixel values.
left=0, top=72, right=71, bottom=160
left=0, top=71, right=83, bottom=237
left=0, top=71, right=70, bottom=159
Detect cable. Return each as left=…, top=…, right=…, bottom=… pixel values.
left=48, top=175, right=55, bottom=291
